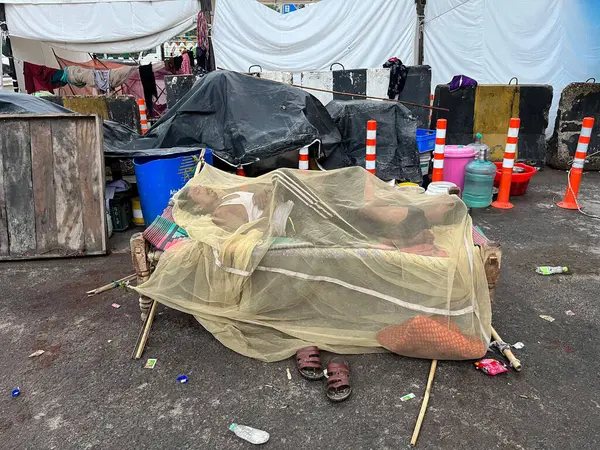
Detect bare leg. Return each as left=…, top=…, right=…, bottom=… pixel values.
left=130, top=232, right=152, bottom=321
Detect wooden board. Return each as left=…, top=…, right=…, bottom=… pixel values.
left=0, top=120, right=36, bottom=257
left=30, top=120, right=58, bottom=255
left=0, top=129, right=8, bottom=257
left=78, top=117, right=106, bottom=253
left=52, top=119, right=84, bottom=253
left=0, top=114, right=106, bottom=260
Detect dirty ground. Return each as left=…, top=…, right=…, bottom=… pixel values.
left=1, top=169, right=599, bottom=450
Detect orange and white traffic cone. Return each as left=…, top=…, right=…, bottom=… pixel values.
left=431, top=119, right=447, bottom=182
left=299, top=145, right=309, bottom=170
left=236, top=165, right=246, bottom=177
left=137, top=98, right=149, bottom=134
left=365, top=120, right=377, bottom=175
left=491, top=118, right=521, bottom=210
left=557, top=117, right=595, bottom=210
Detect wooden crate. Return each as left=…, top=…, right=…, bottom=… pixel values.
left=0, top=114, right=107, bottom=260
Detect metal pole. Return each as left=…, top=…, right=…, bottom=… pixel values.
left=0, top=4, right=19, bottom=92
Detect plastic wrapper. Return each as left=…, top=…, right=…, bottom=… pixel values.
left=321, top=100, right=422, bottom=183
left=474, top=358, right=508, bottom=375
left=133, top=165, right=491, bottom=362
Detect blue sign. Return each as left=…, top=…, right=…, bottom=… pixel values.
left=282, top=3, right=297, bottom=14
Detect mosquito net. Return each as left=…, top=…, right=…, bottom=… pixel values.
left=134, top=165, right=491, bottom=362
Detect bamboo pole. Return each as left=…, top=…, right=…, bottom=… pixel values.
left=290, top=83, right=450, bottom=112
left=134, top=300, right=158, bottom=360
left=216, top=67, right=449, bottom=112
left=491, top=327, right=522, bottom=372
left=87, top=274, right=137, bottom=296
left=411, top=359, right=438, bottom=447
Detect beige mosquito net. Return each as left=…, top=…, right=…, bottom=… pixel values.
left=134, top=165, right=491, bottom=362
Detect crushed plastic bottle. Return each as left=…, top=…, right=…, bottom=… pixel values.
left=536, top=266, right=569, bottom=275
left=229, top=423, right=270, bottom=445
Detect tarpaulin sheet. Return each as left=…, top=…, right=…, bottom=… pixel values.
left=321, top=100, right=421, bottom=183
left=122, top=70, right=342, bottom=165
left=6, top=1, right=197, bottom=54
left=214, top=0, right=415, bottom=72
left=424, top=0, right=600, bottom=134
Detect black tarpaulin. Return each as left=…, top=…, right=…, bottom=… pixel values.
left=321, top=100, right=422, bottom=183
left=122, top=70, right=341, bottom=165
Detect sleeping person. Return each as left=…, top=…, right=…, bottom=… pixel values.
left=176, top=182, right=450, bottom=249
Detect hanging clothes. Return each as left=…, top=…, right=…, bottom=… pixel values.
left=23, top=62, right=59, bottom=94
left=197, top=11, right=209, bottom=52
left=383, top=57, right=408, bottom=99
left=65, top=65, right=94, bottom=88
left=94, top=69, right=110, bottom=92
left=178, top=53, right=192, bottom=75
left=174, top=56, right=183, bottom=72
left=50, top=70, right=68, bottom=87
left=187, top=50, right=196, bottom=67
left=109, top=65, right=137, bottom=89
left=196, top=46, right=208, bottom=72
left=139, top=64, right=157, bottom=116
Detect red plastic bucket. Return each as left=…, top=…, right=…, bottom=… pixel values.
left=493, top=162, right=537, bottom=196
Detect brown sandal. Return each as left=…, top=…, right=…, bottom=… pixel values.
left=325, top=359, right=352, bottom=402
left=295, top=346, right=324, bottom=380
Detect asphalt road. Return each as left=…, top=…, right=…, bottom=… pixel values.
left=1, top=169, right=599, bottom=449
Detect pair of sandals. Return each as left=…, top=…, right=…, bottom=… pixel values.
left=295, top=346, right=352, bottom=402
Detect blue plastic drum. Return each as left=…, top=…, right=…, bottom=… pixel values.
left=133, top=149, right=213, bottom=226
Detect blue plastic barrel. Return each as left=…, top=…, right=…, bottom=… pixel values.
left=133, top=149, right=213, bottom=226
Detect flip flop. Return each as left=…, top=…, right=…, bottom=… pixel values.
left=295, top=346, right=324, bottom=381
left=325, top=358, right=352, bottom=402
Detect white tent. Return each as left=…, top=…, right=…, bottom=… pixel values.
left=213, top=0, right=416, bottom=72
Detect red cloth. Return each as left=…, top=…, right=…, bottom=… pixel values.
left=23, top=62, right=59, bottom=94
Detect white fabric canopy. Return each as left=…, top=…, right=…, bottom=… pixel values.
left=423, top=0, right=600, bottom=133
left=213, top=0, right=415, bottom=72
left=6, top=0, right=198, bottom=53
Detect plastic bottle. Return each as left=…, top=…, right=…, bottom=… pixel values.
left=462, top=135, right=497, bottom=208
left=468, top=133, right=490, bottom=157
left=229, top=423, right=270, bottom=445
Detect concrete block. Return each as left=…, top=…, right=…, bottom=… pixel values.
left=432, top=84, right=552, bottom=163
left=548, top=82, right=600, bottom=170
left=164, top=75, right=204, bottom=110
left=105, top=96, right=140, bottom=131
left=397, top=65, right=431, bottom=129
left=431, top=84, right=476, bottom=146
left=518, top=85, right=553, bottom=164
left=54, top=95, right=139, bottom=131
left=474, top=85, right=520, bottom=161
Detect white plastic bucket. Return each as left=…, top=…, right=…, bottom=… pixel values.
left=425, top=181, right=458, bottom=195
left=420, top=151, right=432, bottom=176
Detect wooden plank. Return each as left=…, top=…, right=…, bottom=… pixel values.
left=0, top=126, right=8, bottom=257
left=30, top=120, right=58, bottom=255
left=95, top=116, right=108, bottom=254
left=0, top=120, right=36, bottom=257
left=78, top=117, right=104, bottom=253
left=52, top=119, right=84, bottom=253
